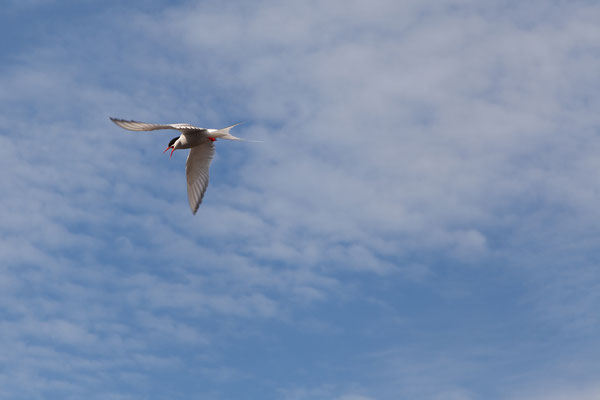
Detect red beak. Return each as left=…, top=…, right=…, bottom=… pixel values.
left=163, top=146, right=175, bottom=159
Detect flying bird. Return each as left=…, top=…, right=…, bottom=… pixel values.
left=110, top=117, right=246, bottom=214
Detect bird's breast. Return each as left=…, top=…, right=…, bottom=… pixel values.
left=178, top=133, right=210, bottom=149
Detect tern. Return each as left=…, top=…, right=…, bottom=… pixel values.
left=110, top=117, right=246, bottom=214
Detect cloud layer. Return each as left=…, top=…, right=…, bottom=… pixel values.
left=1, top=0, right=600, bottom=399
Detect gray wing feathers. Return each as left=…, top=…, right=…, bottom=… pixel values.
left=110, top=117, right=205, bottom=132
left=185, top=141, right=215, bottom=214
left=110, top=118, right=178, bottom=131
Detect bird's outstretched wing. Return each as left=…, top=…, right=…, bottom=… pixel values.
left=185, top=139, right=215, bottom=214
left=110, top=117, right=206, bottom=133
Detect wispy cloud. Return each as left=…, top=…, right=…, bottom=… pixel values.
left=1, top=0, right=600, bottom=398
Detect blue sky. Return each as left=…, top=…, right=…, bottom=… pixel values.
left=1, top=0, right=600, bottom=399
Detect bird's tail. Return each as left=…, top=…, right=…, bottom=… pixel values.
left=211, top=123, right=244, bottom=140
left=210, top=123, right=263, bottom=142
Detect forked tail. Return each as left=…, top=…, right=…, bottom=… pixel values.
left=210, top=123, right=262, bottom=142
left=211, top=123, right=244, bottom=140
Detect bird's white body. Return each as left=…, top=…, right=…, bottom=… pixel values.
left=110, top=117, right=245, bottom=214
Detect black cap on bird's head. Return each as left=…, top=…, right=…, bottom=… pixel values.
left=163, top=136, right=179, bottom=159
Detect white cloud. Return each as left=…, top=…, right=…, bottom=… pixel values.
left=1, top=0, right=600, bottom=398
left=335, top=395, right=375, bottom=400
left=512, top=383, right=600, bottom=400
left=121, top=0, right=600, bottom=276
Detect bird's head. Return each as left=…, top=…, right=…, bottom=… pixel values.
left=163, top=137, right=179, bottom=159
